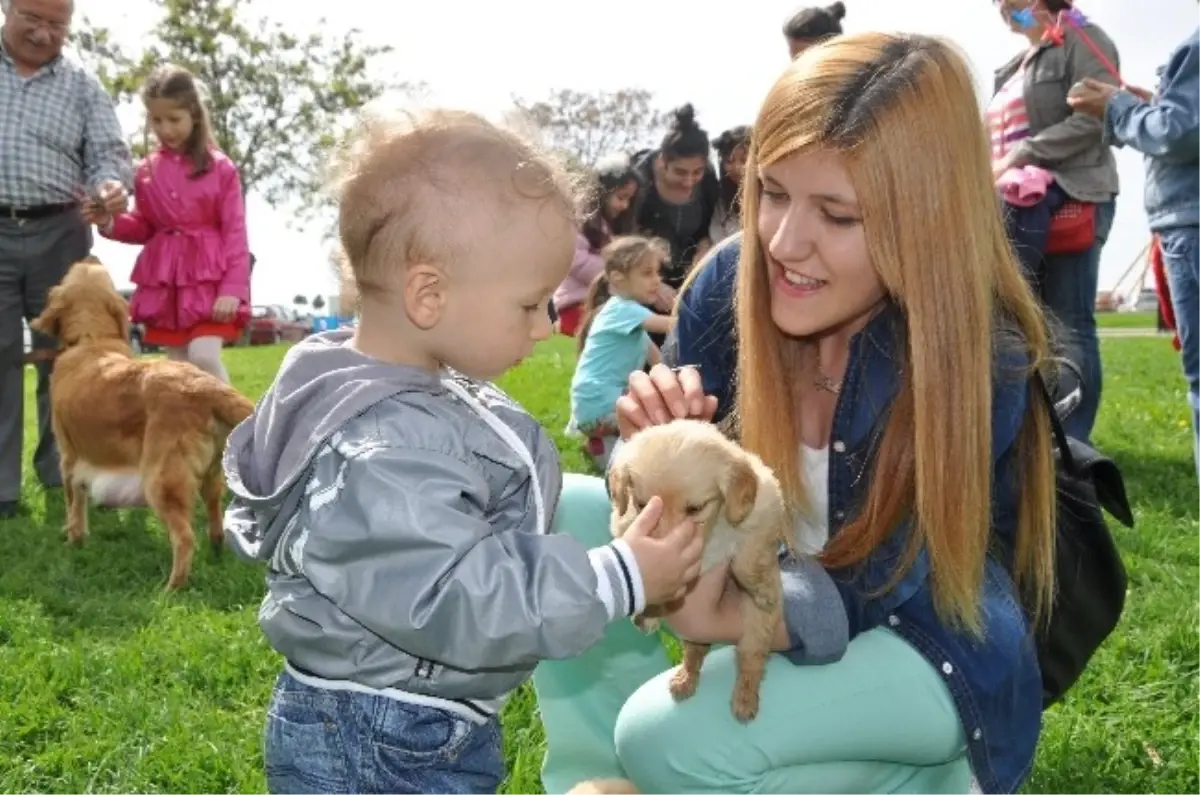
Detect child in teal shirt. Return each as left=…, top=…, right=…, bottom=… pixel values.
left=570, top=236, right=675, bottom=467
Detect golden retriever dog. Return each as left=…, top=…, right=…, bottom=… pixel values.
left=608, top=419, right=794, bottom=723
left=29, top=256, right=254, bottom=591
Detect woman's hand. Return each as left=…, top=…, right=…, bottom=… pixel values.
left=663, top=562, right=794, bottom=651
left=615, top=363, right=719, bottom=439
left=662, top=563, right=738, bottom=643
left=212, top=296, right=240, bottom=323
left=1067, top=77, right=1119, bottom=118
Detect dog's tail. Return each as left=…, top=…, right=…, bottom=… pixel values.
left=207, top=382, right=255, bottom=430
left=566, top=779, right=640, bottom=794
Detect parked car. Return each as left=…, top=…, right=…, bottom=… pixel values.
left=246, top=304, right=309, bottom=345
left=117, top=289, right=153, bottom=354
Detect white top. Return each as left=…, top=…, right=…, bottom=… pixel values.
left=794, top=445, right=830, bottom=554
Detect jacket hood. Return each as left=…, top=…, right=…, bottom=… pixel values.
left=222, top=330, right=444, bottom=561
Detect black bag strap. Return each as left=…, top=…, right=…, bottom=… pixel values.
left=1032, top=367, right=1078, bottom=475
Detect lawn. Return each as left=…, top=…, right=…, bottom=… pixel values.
left=1097, top=311, right=1158, bottom=330
left=1, top=336, right=1196, bottom=794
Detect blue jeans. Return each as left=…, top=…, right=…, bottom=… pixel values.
left=1040, top=200, right=1116, bottom=443
left=263, top=670, right=505, bottom=794
left=1004, top=184, right=1067, bottom=283
left=1160, top=225, right=1200, bottom=481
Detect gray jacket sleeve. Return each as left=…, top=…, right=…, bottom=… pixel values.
left=779, top=556, right=850, bottom=665
left=298, top=445, right=644, bottom=670
left=1013, top=29, right=1120, bottom=169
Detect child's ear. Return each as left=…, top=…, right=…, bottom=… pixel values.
left=404, top=263, right=447, bottom=330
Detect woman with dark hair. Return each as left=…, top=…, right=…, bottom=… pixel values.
left=990, top=0, right=1121, bottom=443
left=553, top=154, right=640, bottom=336
left=623, top=104, right=721, bottom=294
left=710, top=125, right=751, bottom=244
left=783, top=1, right=846, bottom=58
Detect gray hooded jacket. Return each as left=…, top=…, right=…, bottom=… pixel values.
left=223, top=331, right=642, bottom=720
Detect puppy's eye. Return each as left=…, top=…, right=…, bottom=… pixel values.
left=632, top=499, right=646, bottom=513
left=685, top=503, right=706, bottom=517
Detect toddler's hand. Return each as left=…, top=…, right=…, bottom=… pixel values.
left=621, top=496, right=704, bottom=606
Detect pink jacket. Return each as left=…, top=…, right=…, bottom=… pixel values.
left=102, top=148, right=251, bottom=331
left=553, top=232, right=604, bottom=312
left=996, top=165, right=1056, bottom=208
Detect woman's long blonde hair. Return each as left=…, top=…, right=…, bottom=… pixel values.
left=735, top=32, right=1057, bottom=634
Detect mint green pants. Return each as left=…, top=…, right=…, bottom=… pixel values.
left=533, top=474, right=972, bottom=795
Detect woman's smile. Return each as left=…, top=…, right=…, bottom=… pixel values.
left=774, top=263, right=828, bottom=298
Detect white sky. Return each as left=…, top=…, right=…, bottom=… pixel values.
left=79, top=0, right=1200, bottom=308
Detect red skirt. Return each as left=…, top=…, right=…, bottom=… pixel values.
left=557, top=304, right=583, bottom=337
left=143, top=321, right=242, bottom=348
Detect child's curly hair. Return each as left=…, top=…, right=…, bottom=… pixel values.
left=327, top=108, right=582, bottom=307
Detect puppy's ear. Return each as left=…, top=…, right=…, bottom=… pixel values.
left=29, top=287, right=63, bottom=338
left=608, top=462, right=631, bottom=512
left=721, top=456, right=758, bottom=525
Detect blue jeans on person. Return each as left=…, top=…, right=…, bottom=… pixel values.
left=1040, top=200, right=1116, bottom=444
left=263, top=669, right=505, bottom=794
left=1160, top=225, right=1200, bottom=481
left=1005, top=184, right=1067, bottom=285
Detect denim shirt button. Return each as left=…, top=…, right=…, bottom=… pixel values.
left=834, top=509, right=846, bottom=521
left=942, top=662, right=953, bottom=675
left=972, top=728, right=983, bottom=741
left=887, top=614, right=900, bottom=627
left=832, top=440, right=846, bottom=453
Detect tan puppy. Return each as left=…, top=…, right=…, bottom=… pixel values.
left=566, top=778, right=640, bottom=794
left=30, top=257, right=254, bottom=590
left=608, top=419, right=794, bottom=722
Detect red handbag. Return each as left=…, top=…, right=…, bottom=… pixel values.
left=1045, top=201, right=1097, bottom=255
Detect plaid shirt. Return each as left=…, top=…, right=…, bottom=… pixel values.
left=0, top=39, right=132, bottom=207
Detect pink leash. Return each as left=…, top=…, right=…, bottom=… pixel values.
left=1057, top=11, right=1124, bottom=85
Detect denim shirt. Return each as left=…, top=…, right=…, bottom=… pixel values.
left=1103, top=29, right=1200, bottom=232
left=670, top=235, right=1043, bottom=794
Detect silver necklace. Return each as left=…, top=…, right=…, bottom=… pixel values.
left=815, top=367, right=842, bottom=395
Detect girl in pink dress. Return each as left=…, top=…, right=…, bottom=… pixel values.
left=86, top=64, right=250, bottom=383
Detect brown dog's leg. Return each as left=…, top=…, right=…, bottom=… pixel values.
left=61, top=456, right=88, bottom=545
left=145, top=473, right=198, bottom=591
left=200, top=463, right=225, bottom=558
left=668, top=640, right=711, bottom=702
left=728, top=538, right=785, bottom=722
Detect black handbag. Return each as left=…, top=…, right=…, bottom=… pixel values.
left=1031, top=369, right=1134, bottom=709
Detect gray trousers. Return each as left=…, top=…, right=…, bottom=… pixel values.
left=0, top=212, right=92, bottom=502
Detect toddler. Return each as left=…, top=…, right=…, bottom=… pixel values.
left=87, top=64, right=250, bottom=383
left=222, top=110, right=702, bottom=795
left=569, top=236, right=675, bottom=469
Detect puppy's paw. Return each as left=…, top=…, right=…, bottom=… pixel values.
left=731, top=682, right=760, bottom=723
left=63, top=526, right=85, bottom=546
left=668, top=668, right=699, bottom=701
left=632, top=615, right=660, bottom=634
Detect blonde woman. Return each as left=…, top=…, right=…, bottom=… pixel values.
left=533, top=32, right=1057, bottom=795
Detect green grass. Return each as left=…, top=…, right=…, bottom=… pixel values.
left=1097, top=310, right=1158, bottom=329
left=1, top=336, right=1195, bottom=794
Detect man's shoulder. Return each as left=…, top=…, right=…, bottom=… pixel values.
left=53, top=51, right=108, bottom=91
